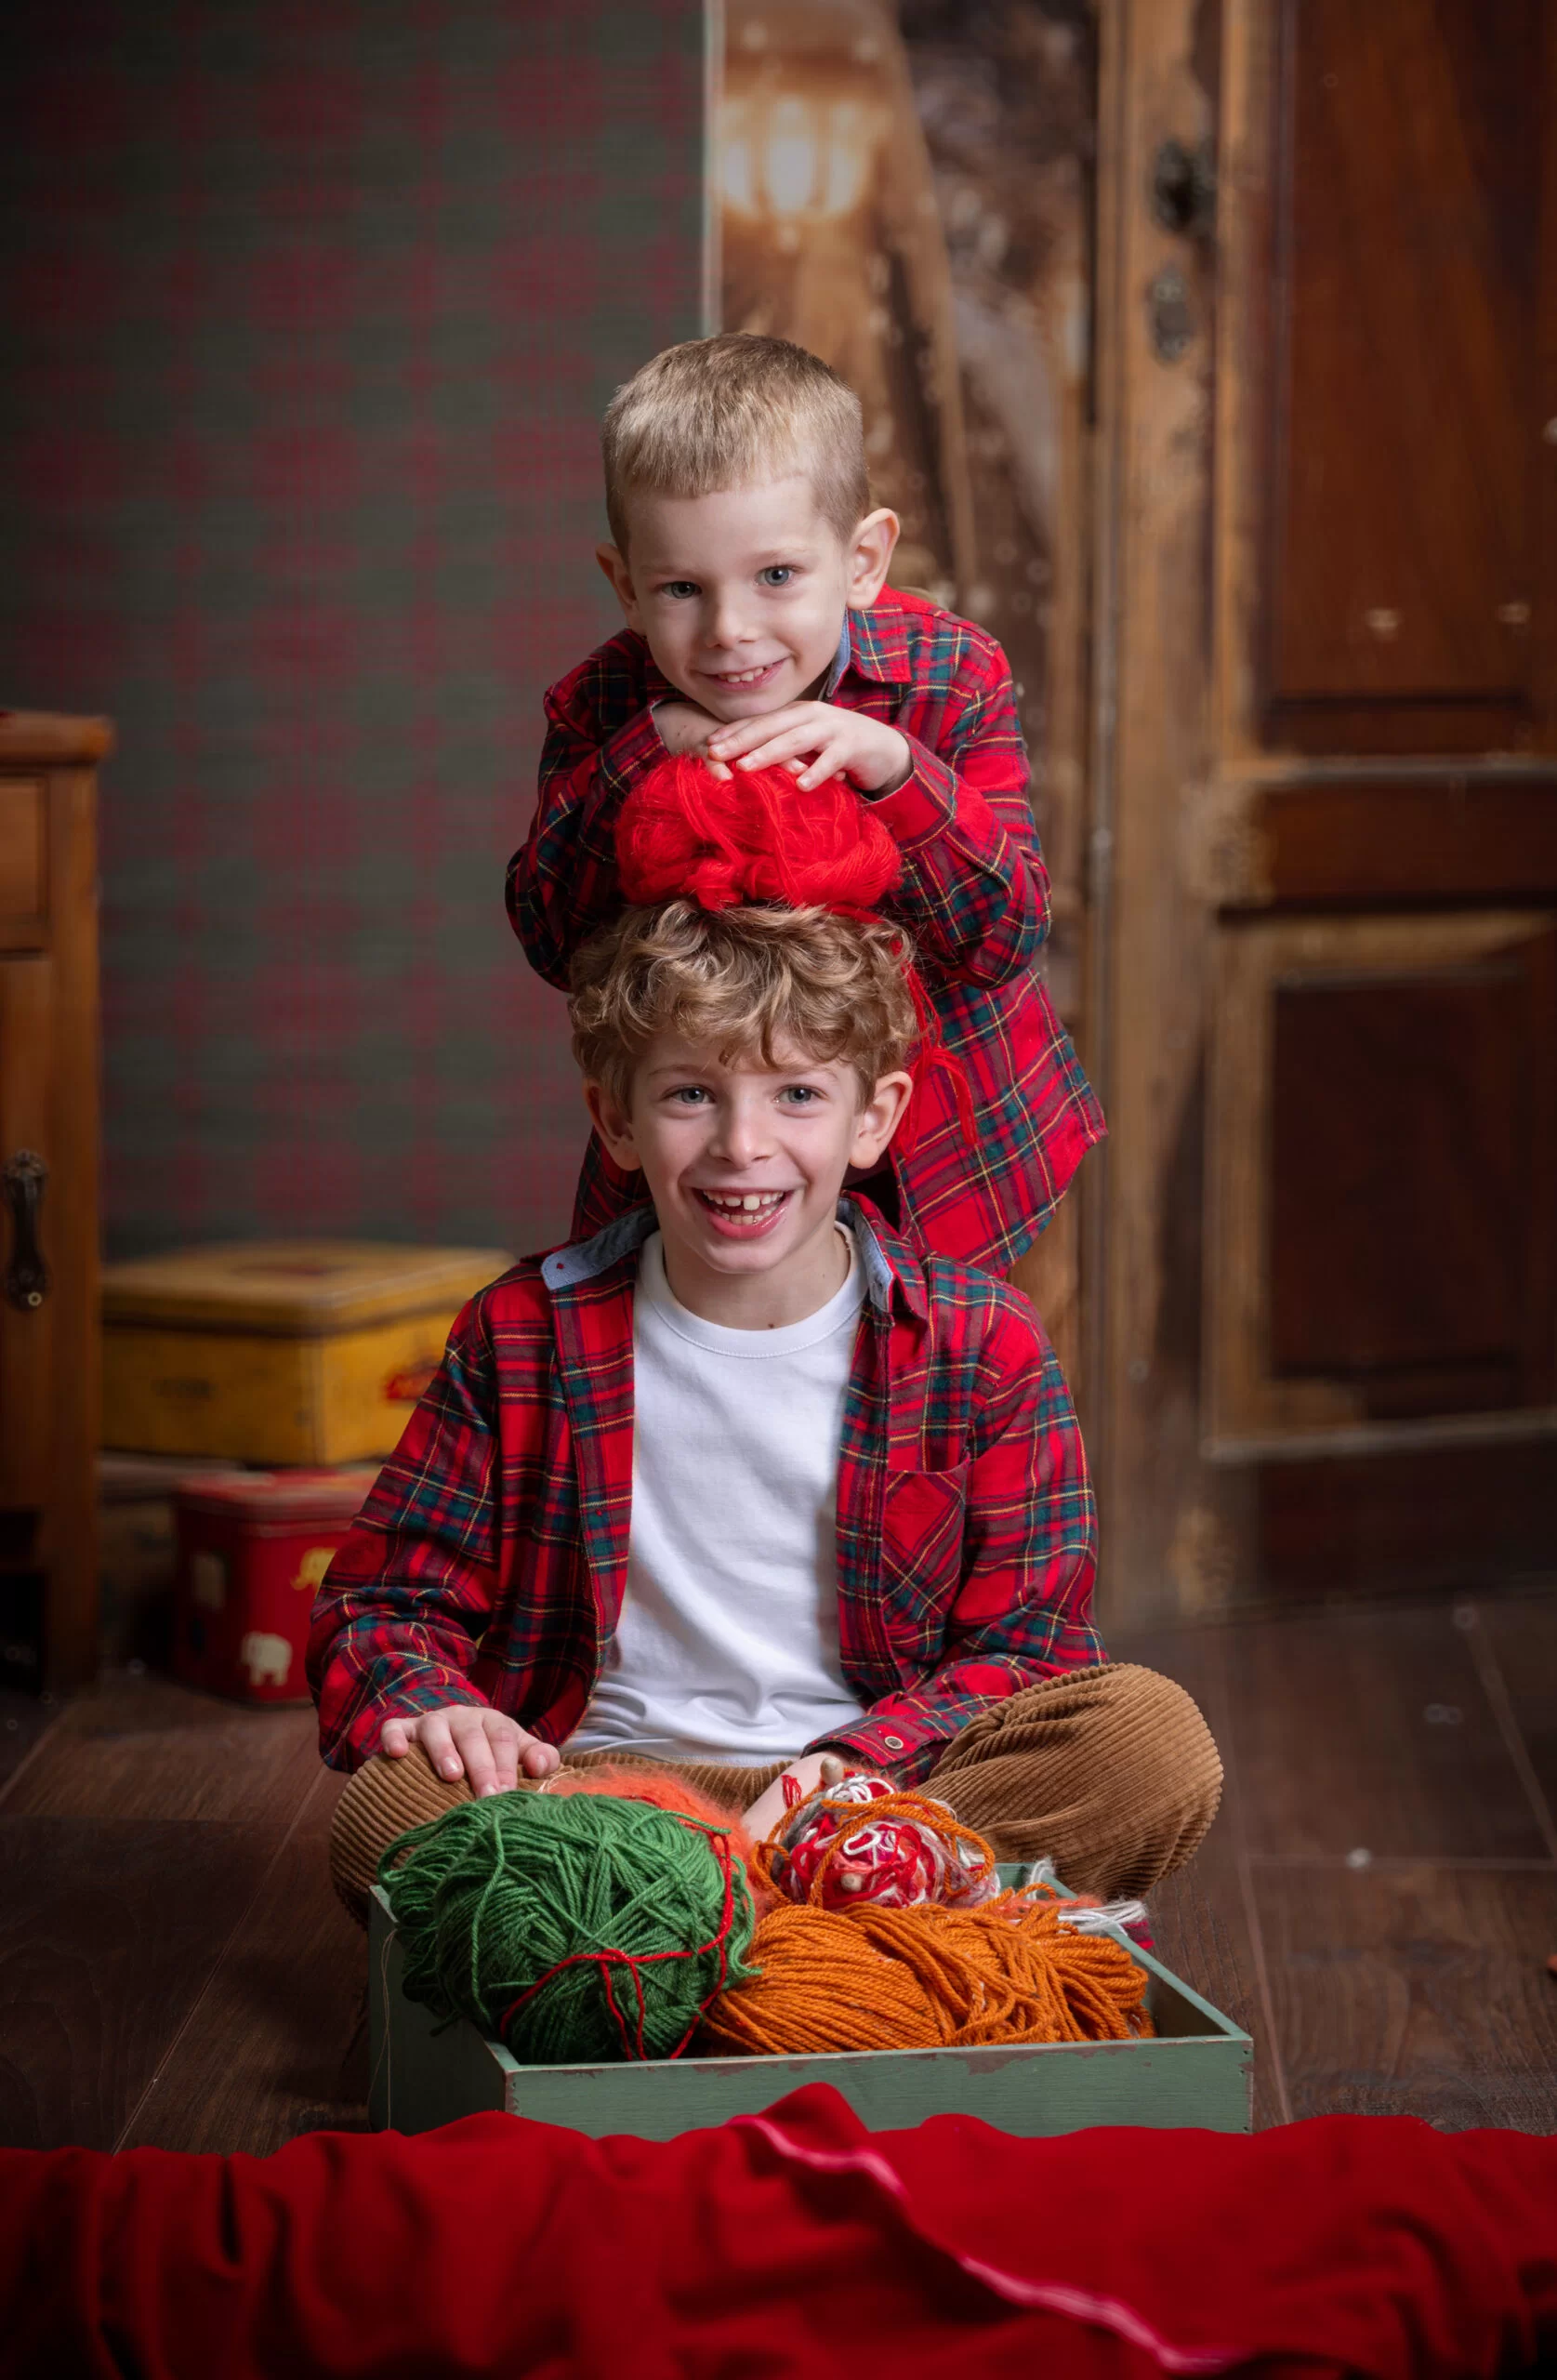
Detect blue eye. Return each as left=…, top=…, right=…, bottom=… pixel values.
left=659, top=581, right=699, bottom=601
left=780, top=1084, right=823, bottom=1104
left=668, top=1085, right=710, bottom=1104
left=759, top=566, right=795, bottom=588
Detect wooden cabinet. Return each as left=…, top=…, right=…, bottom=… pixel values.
left=0, top=713, right=109, bottom=1687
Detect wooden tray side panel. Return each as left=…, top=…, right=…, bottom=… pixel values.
left=368, top=1892, right=1253, bottom=2142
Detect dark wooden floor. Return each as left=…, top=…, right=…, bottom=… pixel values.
left=1, top=1585, right=1554, bottom=2153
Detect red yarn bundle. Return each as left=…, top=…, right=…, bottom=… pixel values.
left=614, top=752, right=974, bottom=1144
left=616, top=754, right=902, bottom=917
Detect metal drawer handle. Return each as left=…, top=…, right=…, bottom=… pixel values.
left=3, top=1151, right=49, bottom=1310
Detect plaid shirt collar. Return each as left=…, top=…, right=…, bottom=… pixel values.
left=838, top=601, right=915, bottom=687
left=540, top=1193, right=928, bottom=1323
left=625, top=596, right=915, bottom=708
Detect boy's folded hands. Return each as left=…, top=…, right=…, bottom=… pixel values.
left=378, top=1704, right=561, bottom=1797
left=653, top=698, right=910, bottom=795
left=707, top=704, right=910, bottom=795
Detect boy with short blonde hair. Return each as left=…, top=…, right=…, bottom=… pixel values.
left=314, top=773, right=1216, bottom=1917
left=508, top=331, right=1104, bottom=1275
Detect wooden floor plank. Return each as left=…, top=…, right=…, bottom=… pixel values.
left=0, top=1689, right=60, bottom=1800
left=1225, top=1604, right=1549, bottom=1863
left=1473, top=1593, right=1557, bottom=1848
left=0, top=1816, right=278, bottom=2149
left=1252, top=1860, right=1557, bottom=2130
left=1107, top=1622, right=1288, bottom=2128
left=3, top=1670, right=321, bottom=1826
left=118, top=1770, right=366, bottom=2155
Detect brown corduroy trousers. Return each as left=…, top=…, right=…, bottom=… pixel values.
left=328, top=1661, right=1223, bottom=1925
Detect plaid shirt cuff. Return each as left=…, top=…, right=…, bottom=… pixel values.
left=805, top=1711, right=945, bottom=1786
left=342, top=1673, right=490, bottom=1768
left=860, top=735, right=957, bottom=849
left=599, top=703, right=668, bottom=800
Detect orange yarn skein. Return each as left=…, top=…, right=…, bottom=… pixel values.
left=701, top=1888, right=1153, bottom=2057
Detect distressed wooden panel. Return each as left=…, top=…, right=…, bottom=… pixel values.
left=1268, top=946, right=1556, bottom=1416
left=1253, top=778, right=1557, bottom=907
left=1206, top=911, right=1557, bottom=1453
left=1260, top=0, right=1556, bottom=753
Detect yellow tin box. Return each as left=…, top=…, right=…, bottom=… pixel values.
left=101, top=1239, right=513, bottom=1465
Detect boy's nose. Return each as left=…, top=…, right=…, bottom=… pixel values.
left=708, top=1102, right=772, bottom=1166
left=702, top=590, right=753, bottom=650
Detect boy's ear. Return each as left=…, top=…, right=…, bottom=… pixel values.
left=850, top=1068, right=915, bottom=1169
left=596, top=542, right=643, bottom=631
left=584, top=1078, right=642, bottom=1171
left=845, top=508, right=902, bottom=612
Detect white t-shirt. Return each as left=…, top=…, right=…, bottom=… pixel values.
left=569, top=1226, right=869, bottom=1764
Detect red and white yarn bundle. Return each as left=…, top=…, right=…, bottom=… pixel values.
left=764, top=1771, right=1002, bottom=1912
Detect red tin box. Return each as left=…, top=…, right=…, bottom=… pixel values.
left=174, top=1468, right=379, bottom=1704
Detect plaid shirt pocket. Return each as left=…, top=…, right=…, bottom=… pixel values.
left=877, top=1462, right=971, bottom=1645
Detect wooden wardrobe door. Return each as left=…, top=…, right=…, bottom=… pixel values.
left=1093, top=0, right=1557, bottom=1620
left=1261, top=0, right=1553, bottom=754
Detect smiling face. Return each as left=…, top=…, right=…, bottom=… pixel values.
left=597, top=476, right=899, bottom=723
left=584, top=1029, right=911, bottom=1328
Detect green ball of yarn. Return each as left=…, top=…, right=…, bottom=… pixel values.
left=377, top=1790, right=759, bottom=2064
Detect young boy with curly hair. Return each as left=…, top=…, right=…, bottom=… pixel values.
left=508, top=331, right=1103, bottom=1275
left=312, top=767, right=1216, bottom=1919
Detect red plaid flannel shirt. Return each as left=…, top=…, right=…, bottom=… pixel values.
left=507, top=588, right=1105, bottom=1272
left=308, top=1200, right=1102, bottom=1779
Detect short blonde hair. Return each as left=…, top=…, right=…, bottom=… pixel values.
left=602, top=334, right=871, bottom=551
left=569, top=899, right=916, bottom=1110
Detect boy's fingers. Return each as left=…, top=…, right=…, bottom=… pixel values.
left=732, top=727, right=826, bottom=773
left=448, top=1712, right=497, bottom=1799
left=379, top=1716, right=410, bottom=1757
left=414, top=1712, right=463, bottom=1783
left=706, top=710, right=798, bottom=756
left=520, top=1737, right=561, bottom=1779
left=483, top=1719, right=521, bottom=1796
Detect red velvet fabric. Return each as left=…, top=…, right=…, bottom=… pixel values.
left=1, top=2085, right=1552, bottom=2378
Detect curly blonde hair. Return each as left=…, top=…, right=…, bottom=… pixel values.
left=569, top=900, right=917, bottom=1109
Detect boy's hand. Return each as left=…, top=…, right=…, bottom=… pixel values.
left=706, top=704, right=911, bottom=795
left=652, top=700, right=732, bottom=777
left=378, top=1704, right=561, bottom=1797
left=740, top=1750, right=835, bottom=1842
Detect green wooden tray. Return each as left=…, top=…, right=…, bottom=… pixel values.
left=368, top=1867, right=1253, bottom=2140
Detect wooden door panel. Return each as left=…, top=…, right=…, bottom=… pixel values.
left=1207, top=912, right=1557, bottom=1455
left=1261, top=0, right=1555, bottom=754
left=1269, top=943, right=1556, bottom=1413
left=1249, top=778, right=1557, bottom=906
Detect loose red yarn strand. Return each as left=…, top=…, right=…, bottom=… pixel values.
left=497, top=1814, right=743, bottom=2063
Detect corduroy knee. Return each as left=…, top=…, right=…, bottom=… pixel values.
left=925, top=1661, right=1223, bottom=1898
left=330, top=1750, right=472, bottom=1926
